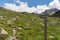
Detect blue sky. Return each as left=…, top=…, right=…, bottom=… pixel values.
left=0, top=0, right=52, bottom=7
left=1, top=0, right=60, bottom=14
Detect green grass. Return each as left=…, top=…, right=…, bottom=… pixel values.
left=0, top=7, right=60, bottom=40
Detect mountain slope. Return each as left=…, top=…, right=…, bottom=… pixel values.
left=51, top=10, right=60, bottom=17
left=40, top=8, right=59, bottom=15
left=0, top=7, right=60, bottom=40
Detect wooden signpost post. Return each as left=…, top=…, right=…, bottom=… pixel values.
left=44, top=10, right=48, bottom=40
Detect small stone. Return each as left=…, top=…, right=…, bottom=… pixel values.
left=8, top=36, right=13, bottom=40
left=18, top=27, right=22, bottom=30
left=0, top=16, right=3, bottom=18
left=0, top=16, right=4, bottom=20
left=12, top=17, right=16, bottom=21
left=7, top=20, right=12, bottom=24
left=1, top=28, right=8, bottom=34
left=16, top=16, right=19, bottom=19
left=49, top=35, right=54, bottom=38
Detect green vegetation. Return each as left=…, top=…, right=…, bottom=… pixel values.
left=0, top=7, right=60, bottom=40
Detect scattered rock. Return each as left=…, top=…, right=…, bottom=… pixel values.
left=13, top=28, right=17, bottom=40
left=49, top=35, right=54, bottom=38
left=16, top=16, right=19, bottom=19
left=1, top=28, right=8, bottom=34
left=8, top=36, right=13, bottom=40
left=7, top=20, right=12, bottom=24
left=0, top=16, right=4, bottom=20
left=18, top=27, right=22, bottom=30
left=0, top=16, right=3, bottom=18
left=12, top=17, right=16, bottom=21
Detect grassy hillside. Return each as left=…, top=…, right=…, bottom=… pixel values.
left=0, top=7, right=60, bottom=40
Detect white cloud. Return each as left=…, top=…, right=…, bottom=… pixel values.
left=3, top=0, right=60, bottom=14
left=4, top=3, right=19, bottom=11
left=35, top=5, right=50, bottom=14
left=49, top=0, right=60, bottom=9
left=3, top=0, right=36, bottom=13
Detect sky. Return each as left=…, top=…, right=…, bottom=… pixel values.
left=0, top=0, right=52, bottom=7
left=0, top=0, right=60, bottom=14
